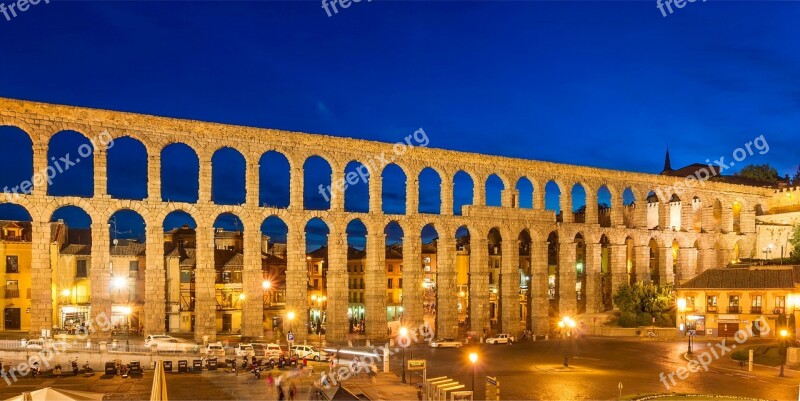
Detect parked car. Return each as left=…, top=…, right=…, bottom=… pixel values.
left=429, top=338, right=463, bottom=348
left=154, top=339, right=200, bottom=353
left=291, top=345, right=329, bottom=361
left=252, top=343, right=284, bottom=359
left=235, top=343, right=255, bottom=357
left=205, top=342, right=226, bottom=357
left=25, top=339, right=47, bottom=350
left=144, top=334, right=175, bottom=347
left=485, top=334, right=514, bottom=344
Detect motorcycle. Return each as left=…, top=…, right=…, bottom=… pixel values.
left=53, top=363, right=62, bottom=376
left=71, top=359, right=79, bottom=376
left=277, top=355, right=287, bottom=369
left=250, top=362, right=261, bottom=379
left=264, top=358, right=275, bottom=370
left=289, top=355, right=298, bottom=368
left=241, top=357, right=249, bottom=371
left=83, top=361, right=93, bottom=377
left=31, top=362, right=39, bottom=378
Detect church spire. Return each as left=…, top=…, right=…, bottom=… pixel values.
left=663, top=147, right=672, bottom=173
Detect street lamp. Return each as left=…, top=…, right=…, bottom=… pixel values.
left=399, top=327, right=409, bottom=384
left=469, top=352, right=478, bottom=392
left=762, top=244, right=774, bottom=265
left=677, top=298, right=689, bottom=353
left=780, top=329, right=789, bottom=377
left=122, top=306, right=132, bottom=351
left=262, top=280, right=271, bottom=290
left=558, top=316, right=576, bottom=367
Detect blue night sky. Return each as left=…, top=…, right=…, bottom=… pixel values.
left=0, top=0, right=798, bottom=249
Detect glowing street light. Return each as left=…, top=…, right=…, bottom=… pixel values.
left=112, top=276, right=127, bottom=289
left=780, top=329, right=789, bottom=377
left=469, top=352, right=478, bottom=391
left=60, top=289, right=70, bottom=297
left=399, top=327, right=409, bottom=383
left=262, top=280, right=271, bottom=290
left=559, top=316, right=576, bottom=367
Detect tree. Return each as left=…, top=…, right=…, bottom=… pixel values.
left=737, top=164, right=780, bottom=183
left=790, top=225, right=800, bottom=261
left=612, top=282, right=675, bottom=328
left=792, top=165, right=800, bottom=186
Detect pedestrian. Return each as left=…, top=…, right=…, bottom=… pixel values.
left=289, top=383, right=297, bottom=401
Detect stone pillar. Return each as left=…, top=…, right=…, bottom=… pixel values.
left=560, top=186, right=573, bottom=222
left=740, top=210, right=756, bottom=234
left=500, top=239, right=520, bottom=337
left=473, top=174, right=486, bottom=207
left=144, top=224, right=166, bottom=336
left=93, top=149, right=107, bottom=198
left=530, top=241, right=549, bottom=335
left=284, top=229, right=308, bottom=341
left=659, top=202, right=671, bottom=230
left=194, top=226, right=217, bottom=342
left=330, top=169, right=344, bottom=211
left=585, top=243, right=602, bottom=314
left=441, top=174, right=453, bottom=216
left=369, top=172, right=382, bottom=213
left=721, top=207, right=734, bottom=233
left=634, top=190, right=648, bottom=229
left=558, top=242, right=576, bottom=317
left=436, top=236, right=458, bottom=339
left=701, top=206, right=716, bottom=232
left=326, top=232, right=348, bottom=343
left=697, top=247, right=715, bottom=274
left=634, top=245, right=651, bottom=284
left=90, top=223, right=111, bottom=341
left=658, top=246, right=674, bottom=285
left=406, top=175, right=419, bottom=215
left=532, top=179, right=545, bottom=210
left=290, top=167, right=304, bottom=210
left=610, top=191, right=623, bottom=227
left=402, top=233, right=423, bottom=331
left=584, top=187, right=598, bottom=224
left=32, top=143, right=48, bottom=197
left=681, top=202, right=694, bottom=232
left=470, top=235, right=489, bottom=334
left=609, top=244, right=628, bottom=308
left=241, top=228, right=263, bottom=338
left=677, top=247, right=697, bottom=285
left=148, top=154, right=161, bottom=201
left=198, top=155, right=212, bottom=203
left=29, top=221, right=52, bottom=335
left=246, top=161, right=259, bottom=207
left=501, top=188, right=519, bottom=209
left=364, top=232, right=387, bottom=341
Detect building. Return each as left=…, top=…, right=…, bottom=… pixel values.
left=0, top=221, right=32, bottom=331
left=677, top=265, right=800, bottom=337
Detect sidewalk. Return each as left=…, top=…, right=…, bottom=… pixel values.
left=340, top=372, right=419, bottom=401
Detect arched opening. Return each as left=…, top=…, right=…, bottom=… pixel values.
left=455, top=226, right=470, bottom=332
left=344, top=161, right=370, bottom=213
left=421, top=224, right=439, bottom=332
left=381, top=164, right=406, bottom=215
left=164, top=210, right=197, bottom=334
left=485, top=175, right=504, bottom=207
left=692, top=196, right=703, bottom=233
left=669, top=194, right=682, bottom=231
left=346, top=219, right=367, bottom=334
left=161, top=143, right=199, bottom=203
left=646, top=191, right=660, bottom=229
left=572, top=184, right=587, bottom=223
left=453, top=171, right=474, bottom=216
left=516, top=177, right=534, bottom=209
left=622, top=188, right=636, bottom=229
left=547, top=231, right=559, bottom=326
left=712, top=199, right=723, bottom=232
left=732, top=240, right=742, bottom=265
left=649, top=238, right=660, bottom=284
left=733, top=201, right=743, bottom=234
left=518, top=230, right=532, bottom=330
left=0, top=203, right=32, bottom=221
left=261, top=216, right=288, bottom=333
left=305, top=218, right=330, bottom=334
left=671, top=240, right=680, bottom=282
left=0, top=126, right=33, bottom=196
left=107, top=137, right=148, bottom=200
left=47, top=131, right=94, bottom=197
left=108, top=210, right=146, bottom=331
left=575, top=234, right=587, bottom=314
left=304, top=156, right=332, bottom=211
left=51, top=205, right=93, bottom=333
left=625, top=236, right=635, bottom=284
left=600, top=235, right=612, bottom=311
left=386, top=222, right=405, bottom=325
left=487, top=227, right=502, bottom=329
left=213, top=213, right=245, bottom=334
left=545, top=181, right=562, bottom=222
left=598, top=185, right=612, bottom=227
left=259, top=151, right=291, bottom=208
left=211, top=147, right=246, bottom=206
left=418, top=168, right=441, bottom=214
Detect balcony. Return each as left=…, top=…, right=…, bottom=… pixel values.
left=4, top=289, right=19, bottom=299
left=750, top=306, right=762, bottom=314
left=774, top=307, right=786, bottom=314
left=726, top=306, right=740, bottom=314
left=707, top=305, right=718, bottom=313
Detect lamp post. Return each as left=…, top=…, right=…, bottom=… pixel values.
left=558, top=316, right=576, bottom=367
left=122, top=306, right=131, bottom=351
left=399, top=327, right=409, bottom=384
left=780, top=329, right=788, bottom=377
left=677, top=298, right=689, bottom=355
left=469, top=352, right=478, bottom=392
left=762, top=244, right=774, bottom=265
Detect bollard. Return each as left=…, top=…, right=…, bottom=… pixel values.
left=366, top=340, right=370, bottom=347
left=748, top=350, right=753, bottom=372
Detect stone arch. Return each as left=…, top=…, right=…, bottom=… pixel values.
left=47, top=130, right=95, bottom=197
left=0, top=203, right=33, bottom=222
left=211, top=147, right=246, bottom=206
left=600, top=234, right=612, bottom=311
left=622, top=187, right=636, bottom=229
left=453, top=170, right=475, bottom=215
left=344, top=160, right=371, bottom=213
left=107, top=136, right=149, bottom=201
left=625, top=236, right=635, bottom=284
left=732, top=199, right=744, bottom=234
left=546, top=230, right=560, bottom=323
left=574, top=232, right=587, bottom=313
left=304, top=155, right=333, bottom=211
left=648, top=237, right=661, bottom=284
left=668, top=193, right=682, bottom=231
left=515, top=177, right=534, bottom=209
left=259, top=150, right=291, bottom=209
left=572, top=183, right=587, bottom=223
left=0, top=125, right=34, bottom=196
left=161, top=142, right=200, bottom=203
left=597, top=184, right=612, bottom=227
left=381, top=163, right=407, bottom=215
left=418, top=167, right=442, bottom=215
left=485, top=174, right=505, bottom=207
left=545, top=180, right=562, bottom=221
left=646, top=190, right=661, bottom=230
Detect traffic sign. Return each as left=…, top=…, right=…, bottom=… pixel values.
left=486, top=376, right=497, bottom=386
left=688, top=330, right=696, bottom=336
left=287, top=332, right=295, bottom=341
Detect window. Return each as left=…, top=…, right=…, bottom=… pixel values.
left=5, top=280, right=19, bottom=298
left=387, top=279, right=393, bottom=289
left=686, top=296, right=695, bottom=311
left=76, top=260, right=88, bottom=278
left=751, top=295, right=762, bottom=313
left=399, top=278, right=403, bottom=288
left=180, top=271, right=192, bottom=283
left=313, top=279, right=319, bottom=290
left=489, top=272, right=494, bottom=285
left=728, top=295, right=740, bottom=313
left=775, top=296, right=786, bottom=314
left=129, top=261, right=139, bottom=275
left=399, top=264, right=403, bottom=272
left=707, top=295, right=717, bottom=313
left=222, top=272, right=232, bottom=283
left=5, top=256, right=18, bottom=273
left=388, top=265, right=393, bottom=273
